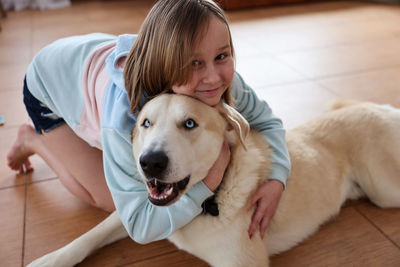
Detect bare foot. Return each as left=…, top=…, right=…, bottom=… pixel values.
left=7, top=124, right=37, bottom=173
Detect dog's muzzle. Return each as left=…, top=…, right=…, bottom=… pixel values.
left=139, top=150, right=190, bottom=206
left=145, top=176, right=190, bottom=206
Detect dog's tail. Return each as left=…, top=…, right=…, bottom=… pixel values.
left=330, top=99, right=362, bottom=111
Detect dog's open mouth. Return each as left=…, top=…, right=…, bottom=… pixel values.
left=145, top=176, right=190, bottom=206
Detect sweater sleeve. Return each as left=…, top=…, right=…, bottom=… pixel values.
left=101, top=127, right=213, bottom=244
left=101, top=34, right=214, bottom=244
left=230, top=72, right=291, bottom=187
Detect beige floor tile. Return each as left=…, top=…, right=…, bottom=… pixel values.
left=317, top=67, right=400, bottom=106
left=32, top=8, right=87, bottom=25
left=0, top=12, right=33, bottom=68
left=87, top=2, right=148, bottom=34
left=0, top=63, right=29, bottom=91
left=126, top=250, right=209, bottom=267
left=235, top=54, right=306, bottom=88
left=276, top=37, right=400, bottom=79
left=87, top=19, right=142, bottom=37
left=0, top=10, right=32, bottom=45
left=0, top=42, right=31, bottom=66
left=247, top=20, right=400, bottom=54
left=0, top=186, right=25, bottom=267
left=0, top=167, right=26, bottom=189
left=255, top=81, right=339, bottom=129
left=227, top=1, right=363, bottom=27
left=230, top=3, right=400, bottom=54
left=30, top=0, right=151, bottom=53
left=85, top=2, right=150, bottom=23
left=231, top=36, right=262, bottom=59
left=0, top=90, right=30, bottom=127
left=24, top=179, right=180, bottom=266
left=31, top=27, right=94, bottom=55
left=0, top=19, right=31, bottom=65
left=356, top=202, right=400, bottom=248
left=30, top=6, right=95, bottom=53
left=24, top=179, right=109, bottom=265
left=31, top=7, right=89, bottom=30
left=78, top=239, right=178, bottom=266
left=270, top=206, right=400, bottom=266
left=77, top=0, right=152, bottom=15
left=0, top=156, right=57, bottom=189
left=355, top=3, right=400, bottom=21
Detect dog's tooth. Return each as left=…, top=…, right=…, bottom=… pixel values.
left=166, top=187, right=173, bottom=196
left=155, top=180, right=158, bottom=186
left=145, top=183, right=152, bottom=193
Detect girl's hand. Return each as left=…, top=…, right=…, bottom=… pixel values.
left=203, top=140, right=231, bottom=192
left=248, top=179, right=284, bottom=239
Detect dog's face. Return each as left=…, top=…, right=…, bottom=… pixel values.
left=132, top=94, right=249, bottom=206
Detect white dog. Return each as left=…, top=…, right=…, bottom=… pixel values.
left=28, top=94, right=400, bottom=267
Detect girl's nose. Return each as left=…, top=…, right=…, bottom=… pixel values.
left=202, top=64, right=220, bottom=85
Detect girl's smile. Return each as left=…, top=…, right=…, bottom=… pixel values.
left=197, top=86, right=222, bottom=96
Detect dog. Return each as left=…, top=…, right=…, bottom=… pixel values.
left=28, top=94, right=400, bottom=267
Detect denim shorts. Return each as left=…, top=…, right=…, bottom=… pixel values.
left=23, top=77, right=66, bottom=134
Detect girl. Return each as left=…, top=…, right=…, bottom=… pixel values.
left=7, top=0, right=290, bottom=243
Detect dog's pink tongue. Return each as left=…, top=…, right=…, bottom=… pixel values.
left=147, top=180, right=174, bottom=200
left=153, top=187, right=173, bottom=199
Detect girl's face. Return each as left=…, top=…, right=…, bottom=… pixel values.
left=172, top=16, right=234, bottom=107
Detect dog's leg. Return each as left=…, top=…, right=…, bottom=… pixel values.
left=356, top=161, right=400, bottom=208
left=355, top=132, right=400, bottom=207
left=27, top=211, right=127, bottom=267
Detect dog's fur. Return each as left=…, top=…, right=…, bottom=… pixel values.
left=28, top=94, right=400, bottom=267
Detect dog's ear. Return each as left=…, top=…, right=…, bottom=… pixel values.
left=216, top=103, right=249, bottom=150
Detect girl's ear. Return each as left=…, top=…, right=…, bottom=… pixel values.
left=216, top=103, right=249, bottom=150
left=115, top=56, right=127, bottom=70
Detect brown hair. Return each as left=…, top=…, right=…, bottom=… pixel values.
left=123, top=0, right=234, bottom=113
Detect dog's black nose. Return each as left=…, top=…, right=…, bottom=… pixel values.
left=139, top=150, right=169, bottom=178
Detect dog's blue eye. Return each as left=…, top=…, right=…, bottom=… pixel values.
left=184, top=119, right=197, bottom=130
left=142, top=119, right=151, bottom=128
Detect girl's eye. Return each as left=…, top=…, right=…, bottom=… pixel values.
left=142, top=119, right=151, bottom=128
left=184, top=119, right=197, bottom=130
left=216, top=53, right=227, bottom=60
left=192, top=60, right=201, bottom=68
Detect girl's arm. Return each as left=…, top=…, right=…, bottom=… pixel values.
left=231, top=72, right=291, bottom=239
left=230, top=72, right=291, bottom=186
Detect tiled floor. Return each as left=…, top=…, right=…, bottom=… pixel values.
left=1, top=1, right=400, bottom=266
